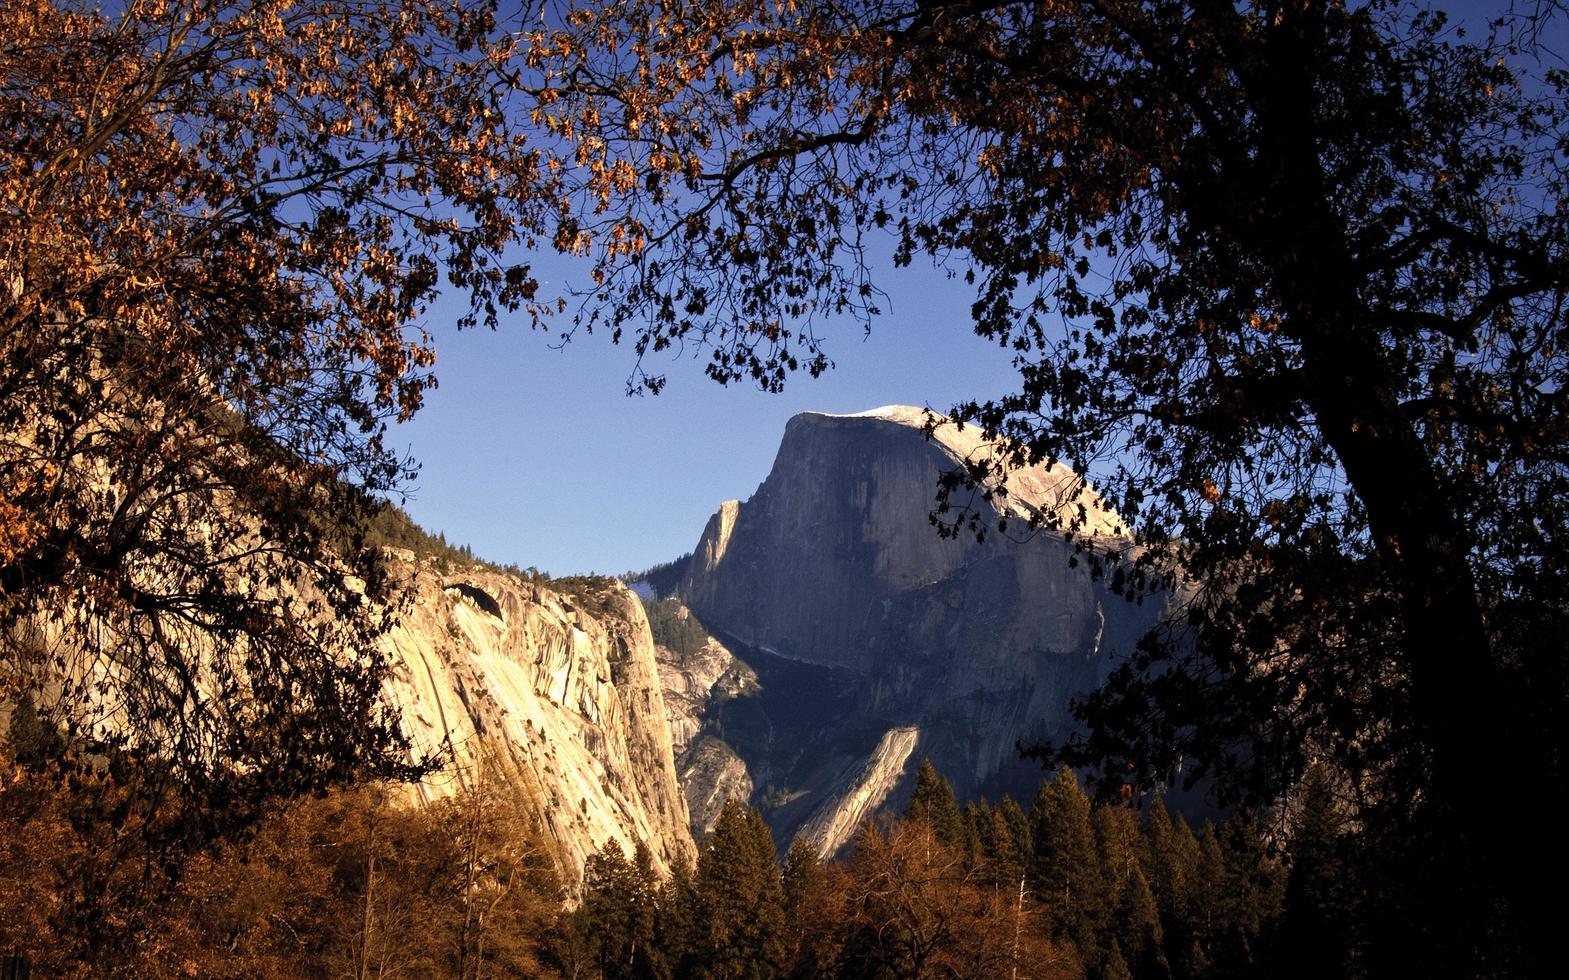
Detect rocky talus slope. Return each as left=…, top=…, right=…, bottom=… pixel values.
left=381, top=559, right=696, bottom=878
left=673, top=406, right=1167, bottom=854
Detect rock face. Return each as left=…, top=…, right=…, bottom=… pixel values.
left=796, top=726, right=920, bottom=857
left=674, top=407, right=1165, bottom=853
left=678, top=737, right=754, bottom=837
left=652, top=610, right=759, bottom=837
left=655, top=629, right=758, bottom=759
left=381, top=561, right=697, bottom=879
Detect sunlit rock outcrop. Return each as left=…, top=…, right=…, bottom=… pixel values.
left=655, top=627, right=758, bottom=759
left=796, top=725, right=921, bottom=857
left=381, top=560, right=696, bottom=879
left=678, top=737, right=754, bottom=837
left=652, top=607, right=758, bottom=837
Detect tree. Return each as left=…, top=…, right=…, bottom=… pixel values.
left=0, top=772, right=571, bottom=977
left=522, top=0, right=1568, bottom=967
left=1031, top=768, right=1110, bottom=966
left=1209, top=811, right=1285, bottom=978
left=693, top=800, right=787, bottom=979
left=1113, top=866, right=1166, bottom=980
left=1095, top=803, right=1167, bottom=979
left=654, top=853, right=701, bottom=980
left=967, top=797, right=1033, bottom=890
left=780, top=836, right=837, bottom=978
left=441, top=762, right=563, bottom=980
left=1275, top=764, right=1351, bottom=980
left=904, top=759, right=966, bottom=850
left=835, top=817, right=1082, bottom=980
left=0, top=0, right=619, bottom=859
left=579, top=840, right=660, bottom=980
left=1141, top=800, right=1197, bottom=947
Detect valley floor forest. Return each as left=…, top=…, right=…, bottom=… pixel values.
left=3, top=1, right=1568, bottom=977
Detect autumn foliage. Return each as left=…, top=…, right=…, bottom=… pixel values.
left=513, top=2, right=1569, bottom=970
left=5, top=0, right=1566, bottom=973
left=0, top=0, right=611, bottom=857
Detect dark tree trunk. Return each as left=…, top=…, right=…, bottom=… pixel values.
left=1254, top=7, right=1562, bottom=968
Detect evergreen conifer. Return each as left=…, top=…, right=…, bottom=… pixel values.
left=1276, top=764, right=1351, bottom=979
left=1032, top=768, right=1111, bottom=965
left=781, top=836, right=833, bottom=977
left=905, top=759, right=966, bottom=849
left=694, top=801, right=787, bottom=979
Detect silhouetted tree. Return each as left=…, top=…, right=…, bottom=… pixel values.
left=521, top=3, right=1569, bottom=965
left=1276, top=764, right=1351, bottom=980
left=0, top=9, right=657, bottom=936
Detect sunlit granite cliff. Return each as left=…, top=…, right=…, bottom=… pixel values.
left=381, top=561, right=697, bottom=879
left=673, top=406, right=1165, bottom=855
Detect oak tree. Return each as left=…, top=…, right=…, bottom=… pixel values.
left=0, top=0, right=594, bottom=848
left=525, top=1, right=1569, bottom=967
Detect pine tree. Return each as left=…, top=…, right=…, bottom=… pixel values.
left=976, top=801, right=1032, bottom=889
left=694, top=801, right=786, bottom=979
left=905, top=759, right=966, bottom=850
left=630, top=841, right=662, bottom=978
left=656, top=853, right=700, bottom=980
left=963, top=798, right=993, bottom=867
left=1031, top=768, right=1110, bottom=967
left=580, top=840, right=660, bottom=980
left=1214, top=811, right=1286, bottom=978
left=1182, top=824, right=1228, bottom=978
left=1142, top=801, right=1202, bottom=978
left=1103, top=941, right=1135, bottom=980
left=998, top=795, right=1035, bottom=870
left=1097, top=803, right=1168, bottom=979
left=1276, top=764, right=1350, bottom=980
left=1117, top=866, right=1168, bottom=980
left=1141, top=800, right=1182, bottom=918
left=781, top=836, right=833, bottom=977
left=1095, top=804, right=1143, bottom=896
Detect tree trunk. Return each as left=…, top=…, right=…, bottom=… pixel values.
left=1257, top=8, right=1561, bottom=966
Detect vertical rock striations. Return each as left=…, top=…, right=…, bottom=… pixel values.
left=381, top=559, right=696, bottom=879
left=674, top=407, right=1165, bottom=853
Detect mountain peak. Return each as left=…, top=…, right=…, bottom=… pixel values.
left=795, top=406, right=1124, bottom=538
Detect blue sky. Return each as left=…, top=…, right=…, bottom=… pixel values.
left=394, top=247, right=1022, bottom=575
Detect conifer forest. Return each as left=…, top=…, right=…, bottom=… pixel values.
left=2, top=743, right=1338, bottom=979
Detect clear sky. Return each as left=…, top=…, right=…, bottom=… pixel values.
left=394, top=242, right=1023, bottom=575
left=391, top=0, right=1533, bottom=577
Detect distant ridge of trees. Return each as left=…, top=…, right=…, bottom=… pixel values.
left=640, top=596, right=711, bottom=658
left=363, top=500, right=559, bottom=588
left=624, top=554, right=694, bottom=599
